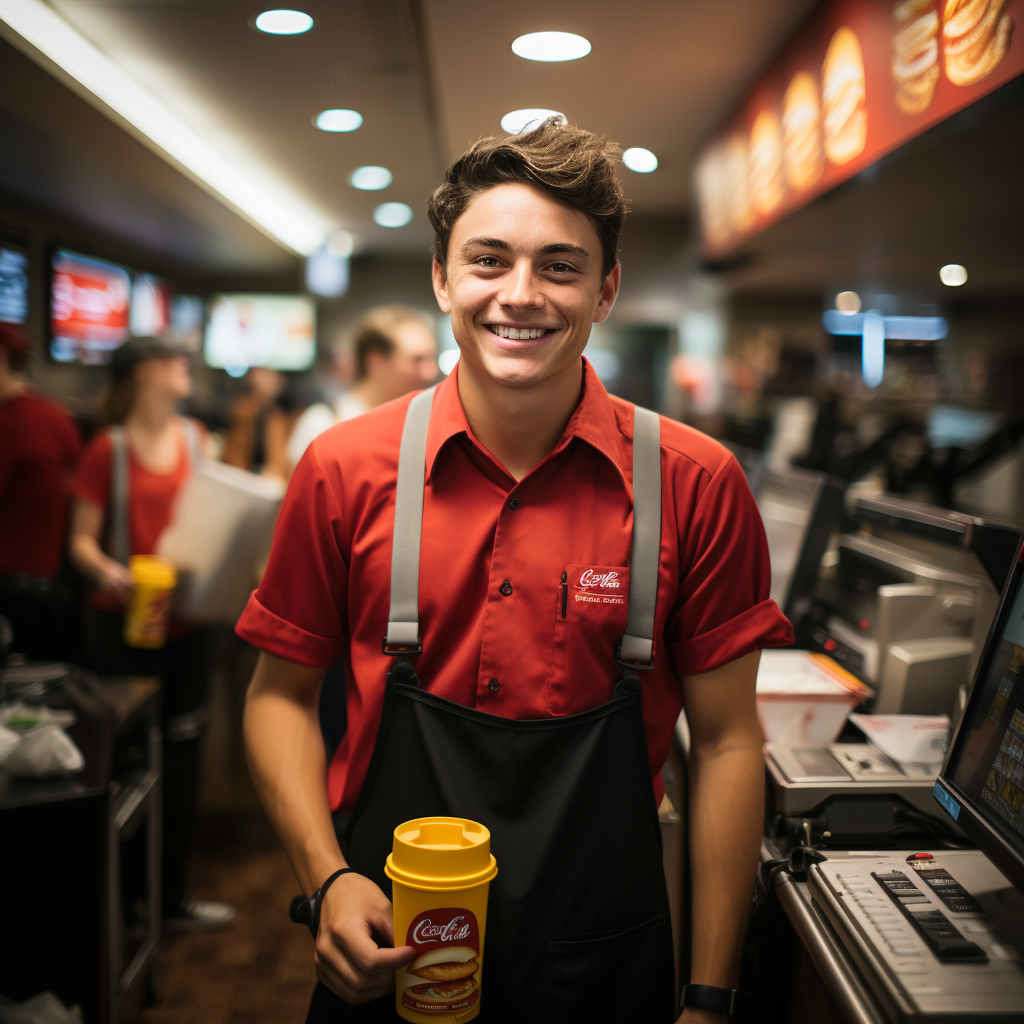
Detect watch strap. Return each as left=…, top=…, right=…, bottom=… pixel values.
left=288, top=867, right=360, bottom=938
left=681, top=983, right=750, bottom=1021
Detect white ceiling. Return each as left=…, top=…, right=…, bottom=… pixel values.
left=36, top=0, right=819, bottom=258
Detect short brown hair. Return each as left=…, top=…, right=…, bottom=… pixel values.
left=428, top=118, right=628, bottom=279
left=351, top=305, right=433, bottom=381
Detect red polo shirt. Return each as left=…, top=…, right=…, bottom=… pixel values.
left=236, top=359, right=793, bottom=812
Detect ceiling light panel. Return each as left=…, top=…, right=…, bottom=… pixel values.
left=315, top=108, right=362, bottom=132
left=374, top=202, right=412, bottom=228
left=500, top=109, right=563, bottom=134
left=623, top=147, right=658, bottom=173
left=940, top=264, right=968, bottom=286
left=511, top=31, right=591, bottom=62
left=254, top=9, right=313, bottom=35
left=349, top=166, right=392, bottom=191
left=0, top=0, right=327, bottom=254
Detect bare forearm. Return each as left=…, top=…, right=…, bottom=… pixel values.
left=686, top=739, right=764, bottom=988
left=243, top=679, right=346, bottom=894
left=70, top=533, right=110, bottom=584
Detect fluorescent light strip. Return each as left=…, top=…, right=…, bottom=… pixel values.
left=0, top=0, right=326, bottom=255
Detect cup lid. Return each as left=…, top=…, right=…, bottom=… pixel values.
left=128, top=555, right=176, bottom=587
left=384, top=817, right=497, bottom=891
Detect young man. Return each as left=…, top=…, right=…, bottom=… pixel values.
left=286, top=306, right=440, bottom=472
left=238, top=120, right=793, bottom=1023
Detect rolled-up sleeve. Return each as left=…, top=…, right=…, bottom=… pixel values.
left=235, top=444, right=349, bottom=666
left=666, top=454, right=793, bottom=676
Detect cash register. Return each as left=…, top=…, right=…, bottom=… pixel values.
left=805, top=545, right=1024, bottom=1022
left=808, top=495, right=1020, bottom=720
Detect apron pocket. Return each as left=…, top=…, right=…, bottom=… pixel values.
left=542, top=914, right=674, bottom=1022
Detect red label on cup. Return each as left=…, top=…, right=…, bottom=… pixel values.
left=401, top=908, right=481, bottom=1014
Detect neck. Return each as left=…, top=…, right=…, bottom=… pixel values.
left=126, top=392, right=177, bottom=432
left=350, top=377, right=391, bottom=410
left=457, top=359, right=584, bottom=482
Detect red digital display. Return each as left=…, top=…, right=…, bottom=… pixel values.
left=50, top=249, right=131, bottom=363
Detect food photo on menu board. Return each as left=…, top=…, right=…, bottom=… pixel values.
left=695, top=0, right=1021, bottom=256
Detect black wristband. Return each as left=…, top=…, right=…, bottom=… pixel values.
left=681, top=984, right=750, bottom=1021
left=288, top=867, right=360, bottom=938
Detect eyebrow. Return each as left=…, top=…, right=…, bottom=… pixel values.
left=459, top=236, right=593, bottom=261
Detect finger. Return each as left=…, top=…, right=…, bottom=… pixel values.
left=342, top=921, right=415, bottom=975
left=315, top=951, right=395, bottom=1004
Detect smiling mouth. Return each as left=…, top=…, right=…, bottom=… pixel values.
left=487, top=324, right=557, bottom=340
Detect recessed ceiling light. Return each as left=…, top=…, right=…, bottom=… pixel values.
left=254, top=9, right=313, bottom=35
left=349, top=165, right=392, bottom=191
left=327, top=230, right=354, bottom=257
left=511, top=31, right=591, bottom=62
left=940, top=264, right=967, bottom=287
left=622, top=147, right=658, bottom=173
left=315, top=108, right=362, bottom=132
left=836, top=290, right=861, bottom=313
left=500, top=108, right=564, bottom=134
left=374, top=202, right=413, bottom=228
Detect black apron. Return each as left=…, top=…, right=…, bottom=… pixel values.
left=307, top=389, right=676, bottom=1023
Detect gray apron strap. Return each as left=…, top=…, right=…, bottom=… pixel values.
left=108, top=425, right=130, bottom=567
left=181, top=416, right=202, bottom=468
left=384, top=387, right=437, bottom=654
left=617, top=406, right=662, bottom=670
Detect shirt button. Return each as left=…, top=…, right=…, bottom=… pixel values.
left=509, top=497, right=520, bottom=510
left=499, top=579, right=513, bottom=596
left=488, top=678, right=501, bottom=693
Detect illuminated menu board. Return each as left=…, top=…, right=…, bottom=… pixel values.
left=50, top=249, right=131, bottom=363
left=695, top=0, right=1024, bottom=256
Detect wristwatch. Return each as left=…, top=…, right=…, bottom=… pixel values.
left=288, top=867, right=360, bottom=938
left=680, top=983, right=751, bottom=1021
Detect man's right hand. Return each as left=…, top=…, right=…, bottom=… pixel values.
left=96, top=558, right=134, bottom=602
left=314, top=872, right=416, bottom=1004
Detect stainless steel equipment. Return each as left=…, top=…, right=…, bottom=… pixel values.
left=810, top=496, right=1020, bottom=720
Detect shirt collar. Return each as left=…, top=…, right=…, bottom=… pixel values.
left=424, top=357, right=632, bottom=488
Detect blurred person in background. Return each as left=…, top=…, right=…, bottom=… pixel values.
left=0, top=324, right=82, bottom=658
left=69, top=337, right=235, bottom=932
left=286, top=306, right=440, bottom=471
left=222, top=365, right=299, bottom=481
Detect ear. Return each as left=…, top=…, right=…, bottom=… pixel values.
left=592, top=263, right=621, bottom=325
left=431, top=258, right=451, bottom=314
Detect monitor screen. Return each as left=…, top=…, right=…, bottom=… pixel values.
left=0, top=244, right=29, bottom=324
left=130, top=272, right=172, bottom=337
left=204, top=293, right=315, bottom=373
left=50, top=249, right=131, bottom=363
left=941, top=555, right=1024, bottom=891
left=169, top=294, right=205, bottom=351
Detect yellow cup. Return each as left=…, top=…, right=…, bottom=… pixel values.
left=124, top=556, right=176, bottom=649
left=386, top=817, right=497, bottom=1023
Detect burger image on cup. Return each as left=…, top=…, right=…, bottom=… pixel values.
left=402, top=945, right=480, bottom=1012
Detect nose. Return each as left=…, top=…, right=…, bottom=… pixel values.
left=497, top=258, right=543, bottom=310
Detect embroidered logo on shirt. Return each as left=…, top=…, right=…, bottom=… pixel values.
left=571, top=566, right=627, bottom=606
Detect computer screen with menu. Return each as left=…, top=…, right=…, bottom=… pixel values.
left=938, top=554, right=1024, bottom=892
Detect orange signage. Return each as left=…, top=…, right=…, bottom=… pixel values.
left=696, top=0, right=1022, bottom=255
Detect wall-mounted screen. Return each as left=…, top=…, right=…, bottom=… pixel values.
left=0, top=244, right=29, bottom=324
left=50, top=249, right=131, bottom=363
left=169, top=295, right=205, bottom=351
left=204, top=293, right=315, bottom=372
left=130, top=272, right=172, bottom=337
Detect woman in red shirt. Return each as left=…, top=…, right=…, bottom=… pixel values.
left=70, top=337, right=234, bottom=933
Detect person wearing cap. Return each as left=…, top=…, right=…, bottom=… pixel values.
left=0, top=324, right=82, bottom=658
left=70, top=337, right=236, bottom=933
left=240, top=120, right=794, bottom=1022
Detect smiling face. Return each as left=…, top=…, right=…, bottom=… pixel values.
left=432, top=183, right=619, bottom=391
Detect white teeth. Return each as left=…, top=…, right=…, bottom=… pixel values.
left=492, top=325, right=548, bottom=340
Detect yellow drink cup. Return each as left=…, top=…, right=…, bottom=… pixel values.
left=124, top=556, right=176, bottom=649
left=386, top=817, right=497, bottom=1023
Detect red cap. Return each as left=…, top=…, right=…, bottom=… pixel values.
left=0, top=323, right=30, bottom=370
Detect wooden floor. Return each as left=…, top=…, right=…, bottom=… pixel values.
left=124, top=816, right=315, bottom=1024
